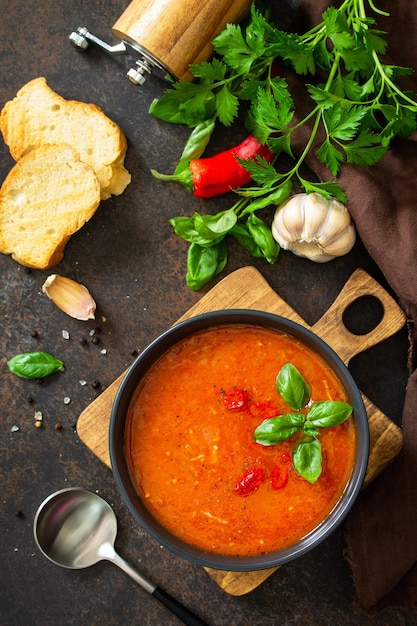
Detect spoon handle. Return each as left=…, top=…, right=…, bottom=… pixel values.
left=108, top=547, right=208, bottom=625
left=152, top=586, right=208, bottom=626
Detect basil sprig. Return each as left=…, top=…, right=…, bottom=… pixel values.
left=7, top=351, right=64, bottom=379
left=254, top=363, right=353, bottom=483
left=170, top=206, right=279, bottom=290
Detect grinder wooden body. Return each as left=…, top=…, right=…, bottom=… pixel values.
left=112, top=0, right=252, bottom=81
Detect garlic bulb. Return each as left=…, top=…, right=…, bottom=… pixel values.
left=42, top=274, right=96, bottom=320
left=271, top=193, right=356, bottom=262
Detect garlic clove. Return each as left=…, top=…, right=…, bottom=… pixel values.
left=301, top=193, right=330, bottom=241
left=42, top=274, right=96, bottom=321
left=322, top=225, right=356, bottom=255
left=315, top=199, right=352, bottom=244
left=278, top=196, right=305, bottom=239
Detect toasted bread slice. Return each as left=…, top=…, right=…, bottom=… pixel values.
left=0, top=77, right=130, bottom=199
left=0, top=144, right=101, bottom=269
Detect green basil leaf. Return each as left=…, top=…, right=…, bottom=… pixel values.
left=276, top=363, right=310, bottom=410
left=169, top=214, right=224, bottom=246
left=186, top=240, right=227, bottom=290
left=170, top=215, right=197, bottom=240
left=7, top=351, right=64, bottom=379
left=194, top=209, right=237, bottom=236
left=246, top=214, right=279, bottom=264
left=292, top=437, right=322, bottom=483
left=307, top=401, right=353, bottom=428
left=254, top=414, right=304, bottom=446
left=302, top=421, right=320, bottom=436
left=148, top=94, right=190, bottom=125
left=230, top=223, right=264, bottom=258
left=175, top=118, right=216, bottom=172
left=148, top=84, right=216, bottom=126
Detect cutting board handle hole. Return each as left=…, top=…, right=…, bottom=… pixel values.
left=342, top=294, right=384, bottom=336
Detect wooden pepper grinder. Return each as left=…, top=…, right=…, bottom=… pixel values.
left=112, top=0, right=252, bottom=82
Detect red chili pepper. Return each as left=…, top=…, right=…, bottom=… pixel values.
left=234, top=467, right=266, bottom=496
left=249, top=401, right=278, bottom=419
left=222, top=388, right=250, bottom=412
left=190, top=134, right=274, bottom=198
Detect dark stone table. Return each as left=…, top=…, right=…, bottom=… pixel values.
left=1, top=1, right=415, bottom=624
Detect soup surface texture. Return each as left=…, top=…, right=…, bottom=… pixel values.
left=126, top=324, right=356, bottom=557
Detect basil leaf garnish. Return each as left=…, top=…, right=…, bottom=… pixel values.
left=302, top=420, right=320, bottom=436
left=306, top=401, right=353, bottom=428
left=254, top=414, right=304, bottom=445
left=276, top=363, right=310, bottom=410
left=292, top=437, right=322, bottom=483
left=251, top=362, right=353, bottom=483
left=7, top=351, right=64, bottom=379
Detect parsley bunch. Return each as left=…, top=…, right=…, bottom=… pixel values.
left=150, top=1, right=417, bottom=289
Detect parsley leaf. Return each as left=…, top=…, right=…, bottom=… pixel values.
left=317, top=140, right=345, bottom=176
left=247, top=84, right=294, bottom=144
left=215, top=85, right=240, bottom=126
left=300, top=179, right=348, bottom=204
left=343, top=131, right=387, bottom=166
left=323, top=104, right=368, bottom=141
left=190, top=58, right=227, bottom=82
left=213, top=22, right=264, bottom=74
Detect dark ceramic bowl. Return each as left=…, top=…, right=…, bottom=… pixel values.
left=109, top=310, right=369, bottom=571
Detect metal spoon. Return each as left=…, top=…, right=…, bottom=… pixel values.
left=34, top=488, right=207, bottom=626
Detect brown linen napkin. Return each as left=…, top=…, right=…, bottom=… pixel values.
left=288, top=0, right=417, bottom=613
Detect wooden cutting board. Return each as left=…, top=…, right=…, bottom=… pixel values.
left=77, top=266, right=405, bottom=595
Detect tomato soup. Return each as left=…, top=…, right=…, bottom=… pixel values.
left=126, top=324, right=356, bottom=557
